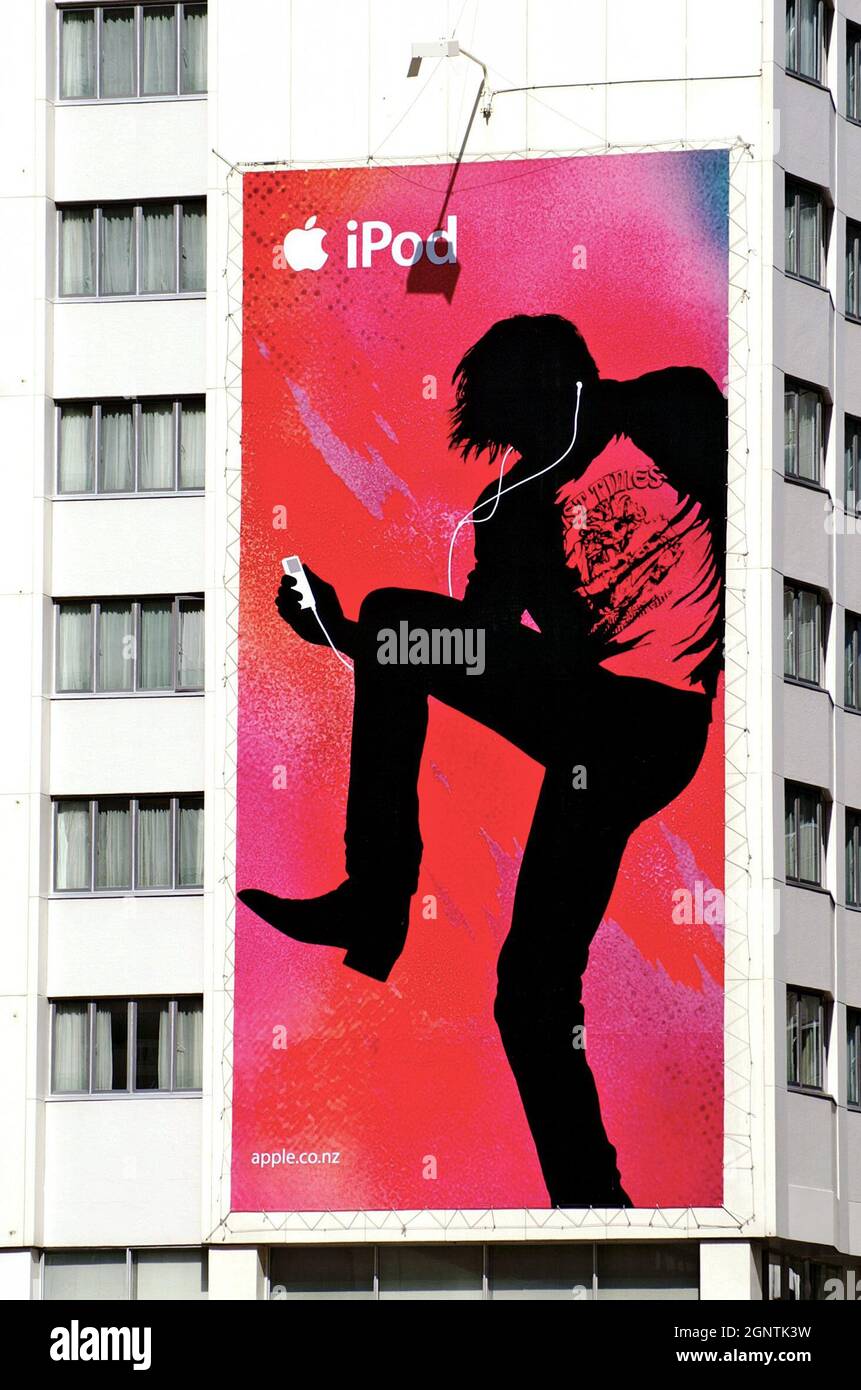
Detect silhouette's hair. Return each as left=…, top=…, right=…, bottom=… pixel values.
left=449, top=313, right=600, bottom=463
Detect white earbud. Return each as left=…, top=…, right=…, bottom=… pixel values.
left=447, top=381, right=584, bottom=599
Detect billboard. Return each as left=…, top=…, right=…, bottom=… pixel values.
left=233, top=150, right=728, bottom=1213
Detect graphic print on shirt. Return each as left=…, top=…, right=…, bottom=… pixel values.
left=557, top=435, right=720, bottom=693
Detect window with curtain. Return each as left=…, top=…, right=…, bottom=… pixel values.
left=139, top=599, right=173, bottom=689
left=848, top=811, right=861, bottom=908
left=135, top=998, right=202, bottom=1091
left=181, top=4, right=207, bottom=93
left=52, top=1001, right=90, bottom=1093
left=53, top=796, right=203, bottom=893
left=137, top=799, right=172, bottom=888
left=143, top=5, right=177, bottom=94
left=60, top=9, right=97, bottom=98
left=848, top=22, right=861, bottom=121
left=140, top=401, right=175, bottom=490
left=101, top=205, right=136, bottom=295
left=847, top=220, right=861, bottom=320
left=784, top=380, right=825, bottom=483
left=846, top=612, right=861, bottom=711
left=56, top=604, right=94, bottom=693
left=177, top=599, right=204, bottom=689
left=97, top=602, right=134, bottom=691
left=60, top=209, right=95, bottom=296
left=99, top=404, right=134, bottom=491
left=59, top=4, right=207, bottom=100
left=787, top=988, right=827, bottom=1090
left=96, top=799, right=132, bottom=889
left=55, top=596, right=204, bottom=694
left=58, top=201, right=205, bottom=297
left=101, top=7, right=135, bottom=98
left=785, top=783, right=825, bottom=886
left=55, top=800, right=92, bottom=892
left=846, top=417, right=861, bottom=513
left=94, top=1001, right=129, bottom=1092
left=178, top=796, right=204, bottom=887
left=180, top=201, right=206, bottom=291
left=57, top=404, right=95, bottom=493
left=786, top=0, right=826, bottom=83
left=141, top=201, right=176, bottom=293
left=783, top=583, right=824, bottom=684
left=57, top=398, right=204, bottom=495
left=50, top=997, right=202, bottom=1094
left=849, top=1010, right=861, bottom=1107
left=179, top=400, right=205, bottom=489
left=785, top=180, right=824, bottom=284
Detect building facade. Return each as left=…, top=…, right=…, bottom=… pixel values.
left=0, top=0, right=860, bottom=1301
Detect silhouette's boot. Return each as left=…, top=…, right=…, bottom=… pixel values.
left=237, top=879, right=411, bottom=983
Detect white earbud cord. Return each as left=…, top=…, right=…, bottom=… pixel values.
left=312, top=609, right=354, bottom=669
left=447, top=380, right=583, bottom=599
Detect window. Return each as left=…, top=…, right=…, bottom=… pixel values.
left=849, top=1009, right=861, bottom=1106
left=787, top=988, right=827, bottom=1090
left=848, top=22, right=861, bottom=121
left=847, top=810, right=861, bottom=907
left=785, top=180, right=824, bottom=284
left=44, top=1249, right=207, bottom=1300
left=846, top=417, right=861, bottom=513
left=846, top=611, right=861, bottom=711
left=783, top=583, right=825, bottom=684
left=786, top=0, right=827, bottom=83
left=785, top=782, right=825, bottom=886
left=596, top=1244, right=699, bottom=1301
left=268, top=1243, right=698, bottom=1301
left=57, top=397, right=204, bottom=494
left=50, top=996, right=202, bottom=1094
left=59, top=4, right=207, bottom=100
left=53, top=795, right=204, bottom=893
left=847, top=220, right=861, bottom=320
left=55, top=596, right=204, bottom=694
left=58, top=200, right=206, bottom=298
left=784, top=380, right=825, bottom=483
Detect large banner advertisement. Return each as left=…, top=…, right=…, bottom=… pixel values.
left=234, top=151, right=728, bottom=1213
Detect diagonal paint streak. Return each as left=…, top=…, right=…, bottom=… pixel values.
left=373, top=411, right=399, bottom=443
left=286, top=377, right=412, bottom=518
left=660, top=822, right=724, bottom=944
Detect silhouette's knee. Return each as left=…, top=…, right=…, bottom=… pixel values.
left=358, top=586, right=408, bottom=628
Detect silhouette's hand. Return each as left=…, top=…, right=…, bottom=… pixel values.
left=276, top=565, right=345, bottom=648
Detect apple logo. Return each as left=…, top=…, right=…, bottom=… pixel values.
left=282, top=215, right=328, bottom=272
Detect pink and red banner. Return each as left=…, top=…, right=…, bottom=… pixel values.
left=234, top=152, right=727, bottom=1212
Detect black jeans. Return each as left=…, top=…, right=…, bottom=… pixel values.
left=344, top=587, right=713, bottom=1207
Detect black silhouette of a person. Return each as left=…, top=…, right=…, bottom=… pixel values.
left=239, top=313, right=727, bottom=1210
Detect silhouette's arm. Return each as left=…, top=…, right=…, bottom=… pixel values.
left=458, top=476, right=531, bottom=623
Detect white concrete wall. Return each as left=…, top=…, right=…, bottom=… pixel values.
left=42, top=1098, right=202, bottom=1247
left=770, top=0, right=861, bottom=1257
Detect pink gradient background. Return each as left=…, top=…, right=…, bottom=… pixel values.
left=233, top=152, right=727, bottom=1212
